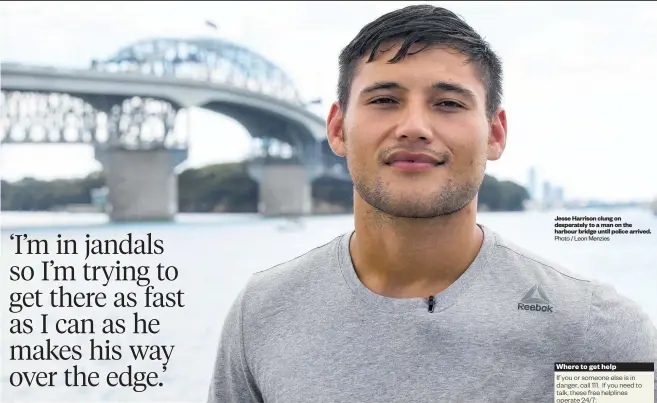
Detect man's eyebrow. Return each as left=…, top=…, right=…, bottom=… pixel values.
left=359, top=80, right=477, bottom=102
left=432, top=81, right=476, bottom=101
left=359, top=81, right=407, bottom=95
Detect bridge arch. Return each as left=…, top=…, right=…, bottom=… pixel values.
left=91, top=36, right=303, bottom=106
left=89, top=36, right=330, bottom=168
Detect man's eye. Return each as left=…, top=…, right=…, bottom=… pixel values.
left=437, top=100, right=462, bottom=108
left=370, top=98, right=397, bottom=104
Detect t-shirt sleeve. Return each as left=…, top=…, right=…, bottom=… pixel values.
left=207, top=285, right=263, bottom=403
left=584, top=282, right=657, bottom=399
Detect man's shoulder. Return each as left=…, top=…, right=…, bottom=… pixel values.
left=585, top=280, right=657, bottom=359
left=241, top=232, right=346, bottom=306
left=491, top=229, right=656, bottom=358
left=490, top=229, right=594, bottom=289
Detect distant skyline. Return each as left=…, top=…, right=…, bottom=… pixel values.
left=1, top=1, right=657, bottom=202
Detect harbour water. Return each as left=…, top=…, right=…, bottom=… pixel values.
left=1, top=209, right=656, bottom=402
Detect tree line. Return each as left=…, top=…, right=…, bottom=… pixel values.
left=1, top=162, right=529, bottom=213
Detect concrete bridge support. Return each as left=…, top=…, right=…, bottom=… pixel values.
left=248, top=161, right=313, bottom=217
left=94, top=148, right=188, bottom=222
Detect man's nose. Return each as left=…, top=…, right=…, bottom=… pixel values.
left=394, top=104, right=434, bottom=142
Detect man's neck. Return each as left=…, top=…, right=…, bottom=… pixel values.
left=349, top=196, right=484, bottom=299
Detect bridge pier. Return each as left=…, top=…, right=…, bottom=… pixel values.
left=94, top=148, right=188, bottom=222
left=248, top=160, right=313, bottom=217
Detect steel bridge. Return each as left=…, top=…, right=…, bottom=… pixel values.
left=0, top=36, right=350, bottom=220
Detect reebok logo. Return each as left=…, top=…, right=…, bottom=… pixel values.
left=517, top=284, right=554, bottom=313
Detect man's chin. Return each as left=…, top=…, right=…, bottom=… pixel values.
left=366, top=194, right=449, bottom=218
left=375, top=204, right=451, bottom=219
left=357, top=185, right=477, bottom=218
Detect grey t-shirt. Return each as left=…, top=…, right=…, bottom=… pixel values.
left=208, top=224, right=657, bottom=402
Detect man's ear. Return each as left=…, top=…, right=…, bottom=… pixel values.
left=487, top=107, right=507, bottom=161
left=326, top=102, right=346, bottom=157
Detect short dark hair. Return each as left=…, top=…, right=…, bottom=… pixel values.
left=337, top=5, right=503, bottom=119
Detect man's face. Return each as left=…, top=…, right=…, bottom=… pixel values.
left=327, top=42, right=507, bottom=218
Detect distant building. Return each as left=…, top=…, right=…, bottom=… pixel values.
left=527, top=167, right=537, bottom=201
left=540, top=182, right=565, bottom=210
left=542, top=181, right=552, bottom=209
left=553, top=186, right=564, bottom=207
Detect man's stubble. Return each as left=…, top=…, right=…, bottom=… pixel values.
left=343, top=127, right=487, bottom=219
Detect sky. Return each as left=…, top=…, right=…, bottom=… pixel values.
left=1, top=1, right=656, bottom=202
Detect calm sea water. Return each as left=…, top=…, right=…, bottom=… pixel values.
left=1, top=209, right=656, bottom=402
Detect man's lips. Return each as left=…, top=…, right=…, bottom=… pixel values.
left=384, top=151, right=445, bottom=165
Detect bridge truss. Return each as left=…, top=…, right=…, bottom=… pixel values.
left=0, top=36, right=350, bottom=179
left=90, top=37, right=303, bottom=105
left=0, top=91, right=183, bottom=150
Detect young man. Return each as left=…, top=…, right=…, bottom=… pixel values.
left=209, top=5, right=656, bottom=402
